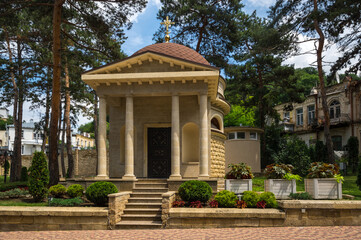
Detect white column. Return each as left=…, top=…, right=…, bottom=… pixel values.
left=123, top=95, right=136, bottom=180
left=199, top=94, right=209, bottom=178
left=170, top=94, right=181, bottom=179
left=96, top=96, right=108, bottom=179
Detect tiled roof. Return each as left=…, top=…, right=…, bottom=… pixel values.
left=132, top=43, right=210, bottom=66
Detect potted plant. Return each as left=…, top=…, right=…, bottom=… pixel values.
left=305, top=162, right=343, bottom=199
left=225, top=163, right=253, bottom=194
left=264, top=163, right=299, bottom=199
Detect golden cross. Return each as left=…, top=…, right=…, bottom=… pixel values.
left=161, top=16, right=175, bottom=43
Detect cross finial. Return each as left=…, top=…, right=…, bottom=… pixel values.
left=161, top=16, right=175, bottom=43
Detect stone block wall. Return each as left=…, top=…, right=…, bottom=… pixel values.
left=210, top=132, right=226, bottom=178
left=108, top=192, right=131, bottom=226
left=162, top=191, right=176, bottom=228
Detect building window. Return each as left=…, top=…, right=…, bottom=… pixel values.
left=331, top=135, right=342, bottom=151
left=308, top=105, right=315, bottom=124
left=329, top=100, right=341, bottom=119
left=228, top=132, right=236, bottom=140
left=296, top=108, right=303, bottom=126
left=283, top=112, right=290, bottom=122
left=250, top=132, right=257, bottom=140
left=237, top=132, right=245, bottom=139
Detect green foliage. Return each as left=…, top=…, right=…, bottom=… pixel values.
left=49, top=197, right=83, bottom=207
left=263, top=124, right=284, bottom=168
left=265, top=163, right=294, bottom=179
left=225, top=163, right=254, bottom=179
left=0, top=116, right=13, bottom=130
left=214, top=190, right=238, bottom=208
left=0, top=181, right=28, bottom=192
left=347, top=136, right=359, bottom=173
left=294, top=67, right=319, bottom=100
left=307, top=162, right=340, bottom=179
left=273, top=135, right=311, bottom=177
left=85, top=181, right=118, bottom=206
left=49, top=184, right=67, bottom=198
left=242, top=191, right=260, bottom=208
left=334, top=174, right=344, bottom=184
left=0, top=188, right=29, bottom=198
left=357, top=157, right=361, bottom=191
left=20, top=167, right=28, bottom=182
left=283, top=173, right=302, bottom=181
left=289, top=192, right=313, bottom=200
left=178, top=180, right=213, bottom=203
left=28, top=152, right=49, bottom=202
left=310, top=141, right=328, bottom=163
left=78, top=122, right=95, bottom=135
left=259, top=192, right=278, bottom=208
left=67, top=184, right=84, bottom=198
left=224, top=104, right=256, bottom=127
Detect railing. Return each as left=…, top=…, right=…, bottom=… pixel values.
left=317, top=113, right=351, bottom=126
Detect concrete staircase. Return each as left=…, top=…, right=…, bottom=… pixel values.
left=115, top=179, right=168, bottom=229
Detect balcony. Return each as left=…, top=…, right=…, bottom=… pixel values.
left=312, top=113, right=351, bottom=128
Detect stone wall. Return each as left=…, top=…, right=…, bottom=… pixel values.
left=108, top=192, right=131, bottom=226
left=161, top=191, right=176, bottom=228
left=210, top=131, right=226, bottom=178
left=0, top=206, right=108, bottom=231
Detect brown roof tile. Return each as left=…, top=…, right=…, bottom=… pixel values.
left=132, top=43, right=210, bottom=66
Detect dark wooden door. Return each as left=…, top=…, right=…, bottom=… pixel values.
left=147, top=127, right=171, bottom=178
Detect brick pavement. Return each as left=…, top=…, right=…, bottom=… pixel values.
left=0, top=226, right=360, bottom=240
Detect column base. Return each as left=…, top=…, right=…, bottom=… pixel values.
left=198, top=175, right=209, bottom=180
left=169, top=174, right=182, bottom=180
left=122, top=175, right=137, bottom=180
left=94, top=175, right=109, bottom=180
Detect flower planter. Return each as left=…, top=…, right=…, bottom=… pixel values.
left=225, top=179, right=252, bottom=194
left=305, top=178, right=342, bottom=199
left=264, top=179, right=296, bottom=199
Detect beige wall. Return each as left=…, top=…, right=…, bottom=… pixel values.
left=0, top=131, right=6, bottom=147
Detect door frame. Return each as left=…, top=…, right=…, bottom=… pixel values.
left=143, top=123, right=171, bottom=178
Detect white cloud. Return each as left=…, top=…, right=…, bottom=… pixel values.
left=129, top=0, right=162, bottom=23
left=246, top=0, right=276, bottom=8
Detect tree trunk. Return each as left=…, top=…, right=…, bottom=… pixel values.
left=65, top=61, right=73, bottom=178
left=60, top=106, right=66, bottom=178
left=313, top=0, right=334, bottom=163
left=42, top=68, right=51, bottom=152
left=93, top=92, right=98, bottom=175
left=49, top=0, right=65, bottom=186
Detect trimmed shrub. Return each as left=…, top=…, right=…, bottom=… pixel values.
left=49, top=197, right=83, bottom=207
left=214, top=190, right=238, bottom=208
left=28, top=152, right=49, bottom=202
left=259, top=192, right=278, bottom=208
left=49, top=184, right=66, bottom=198
left=242, top=191, right=260, bottom=208
left=20, top=167, right=28, bottom=182
left=85, top=181, right=118, bottom=206
left=289, top=192, right=313, bottom=200
left=67, top=184, right=84, bottom=198
left=178, top=180, right=212, bottom=203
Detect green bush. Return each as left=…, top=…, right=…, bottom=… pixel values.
left=273, top=135, right=311, bottom=177
left=347, top=136, right=359, bottom=173
left=225, top=163, right=254, bottom=179
left=242, top=191, right=260, bottom=208
left=214, top=190, right=238, bottom=208
left=4, top=160, right=10, bottom=175
left=259, top=192, right=278, bottom=208
left=49, top=184, right=66, bottom=198
left=289, top=192, right=313, bottom=200
left=0, top=182, right=28, bottom=192
left=28, top=152, right=49, bottom=202
left=85, top=181, right=118, bottom=206
left=178, top=180, right=213, bottom=203
left=49, top=197, right=83, bottom=207
left=0, top=188, right=29, bottom=198
left=67, top=184, right=84, bottom=198
left=20, top=167, right=28, bottom=182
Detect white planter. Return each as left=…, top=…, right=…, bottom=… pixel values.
left=305, top=178, right=342, bottom=199
left=225, top=179, right=252, bottom=194
left=264, top=179, right=296, bottom=199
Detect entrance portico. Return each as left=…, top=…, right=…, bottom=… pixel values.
left=81, top=43, right=230, bottom=180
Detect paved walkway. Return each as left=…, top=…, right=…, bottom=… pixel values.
left=0, top=226, right=360, bottom=240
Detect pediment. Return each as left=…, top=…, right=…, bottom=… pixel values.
left=83, top=52, right=218, bottom=75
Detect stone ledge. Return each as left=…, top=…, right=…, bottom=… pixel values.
left=0, top=206, right=108, bottom=217
left=108, top=192, right=131, bottom=198
left=162, top=191, right=176, bottom=198
left=278, top=200, right=361, bottom=209
left=169, top=208, right=285, bottom=219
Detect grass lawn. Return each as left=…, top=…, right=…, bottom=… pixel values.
left=253, top=175, right=361, bottom=200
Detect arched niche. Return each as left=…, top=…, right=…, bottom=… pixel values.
left=211, top=114, right=223, bottom=132
left=182, top=122, right=199, bottom=163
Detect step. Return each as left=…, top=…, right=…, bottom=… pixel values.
left=123, top=208, right=162, bottom=215
left=127, top=197, right=162, bottom=204
left=130, top=192, right=164, bottom=198
left=133, top=188, right=169, bottom=193
left=136, top=179, right=168, bottom=184
left=121, top=214, right=161, bottom=221
left=125, top=203, right=162, bottom=209
left=115, top=221, right=162, bottom=229
left=134, top=183, right=168, bottom=188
